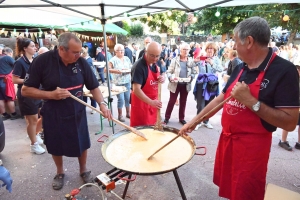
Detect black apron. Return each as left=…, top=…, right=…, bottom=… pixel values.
left=41, top=62, right=90, bottom=157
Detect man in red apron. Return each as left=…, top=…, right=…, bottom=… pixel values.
left=22, top=33, right=112, bottom=190
left=179, top=17, right=299, bottom=200
left=131, top=42, right=165, bottom=127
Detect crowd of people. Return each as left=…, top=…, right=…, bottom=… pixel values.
left=0, top=16, right=299, bottom=199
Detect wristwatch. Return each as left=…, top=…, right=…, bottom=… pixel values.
left=252, top=101, right=261, bottom=112
left=100, top=101, right=107, bottom=107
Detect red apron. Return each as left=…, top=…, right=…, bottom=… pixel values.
left=130, top=65, right=159, bottom=127
left=0, top=72, right=15, bottom=101
left=213, top=53, right=276, bottom=200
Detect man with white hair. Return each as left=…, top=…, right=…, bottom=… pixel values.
left=38, top=47, right=49, bottom=55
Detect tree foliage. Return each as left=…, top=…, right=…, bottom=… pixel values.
left=134, top=11, right=187, bottom=35
left=130, top=3, right=300, bottom=42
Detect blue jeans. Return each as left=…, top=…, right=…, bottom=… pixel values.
left=97, top=67, right=105, bottom=83
left=83, top=96, right=97, bottom=108
left=116, top=82, right=131, bottom=108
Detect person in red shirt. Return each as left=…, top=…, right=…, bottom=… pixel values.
left=179, top=17, right=299, bottom=200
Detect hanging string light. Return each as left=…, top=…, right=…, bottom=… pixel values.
left=282, top=10, right=290, bottom=22
left=147, top=12, right=152, bottom=21
left=167, top=9, right=172, bottom=16
left=192, top=13, right=198, bottom=23
left=64, top=26, right=68, bottom=31
left=215, top=7, right=221, bottom=17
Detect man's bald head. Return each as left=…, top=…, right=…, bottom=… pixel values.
left=38, top=47, right=49, bottom=55
left=145, top=42, right=161, bottom=64
left=144, top=37, right=152, bottom=47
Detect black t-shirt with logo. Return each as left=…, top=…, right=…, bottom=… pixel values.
left=223, top=48, right=299, bottom=132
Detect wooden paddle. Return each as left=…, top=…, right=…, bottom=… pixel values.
left=70, top=94, right=147, bottom=140
left=147, top=95, right=232, bottom=160
left=153, top=82, right=163, bottom=131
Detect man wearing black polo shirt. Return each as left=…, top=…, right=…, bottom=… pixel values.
left=22, top=33, right=112, bottom=190
left=130, top=42, right=165, bottom=126
left=179, top=17, right=299, bottom=200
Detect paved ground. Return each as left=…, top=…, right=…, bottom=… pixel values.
left=0, top=78, right=300, bottom=200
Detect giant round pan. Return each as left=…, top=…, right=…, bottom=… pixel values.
left=98, top=126, right=206, bottom=175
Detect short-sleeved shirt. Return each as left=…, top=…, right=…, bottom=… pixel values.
left=0, top=56, right=14, bottom=75
left=24, top=48, right=99, bottom=92
left=109, top=56, right=131, bottom=85
left=131, top=55, right=157, bottom=89
left=223, top=48, right=299, bottom=132
left=13, top=56, right=31, bottom=89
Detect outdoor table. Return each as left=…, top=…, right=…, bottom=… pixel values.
left=83, top=85, right=127, bottom=134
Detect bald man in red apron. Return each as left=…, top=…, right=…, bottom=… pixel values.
left=131, top=41, right=165, bottom=127
left=179, top=17, right=299, bottom=200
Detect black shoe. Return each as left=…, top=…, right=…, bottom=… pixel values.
left=278, top=140, right=292, bottom=151
left=295, top=142, right=300, bottom=150
left=2, top=115, right=11, bottom=120
left=163, top=119, right=169, bottom=125
left=10, top=114, right=20, bottom=120
left=179, top=120, right=187, bottom=125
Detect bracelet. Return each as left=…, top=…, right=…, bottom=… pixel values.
left=100, top=101, right=107, bottom=106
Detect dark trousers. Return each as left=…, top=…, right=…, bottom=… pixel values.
left=83, top=96, right=97, bottom=108
left=165, top=84, right=188, bottom=121
left=195, top=83, right=215, bottom=124
left=97, top=68, right=105, bottom=83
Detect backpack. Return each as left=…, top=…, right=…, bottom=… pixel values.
left=207, top=80, right=219, bottom=92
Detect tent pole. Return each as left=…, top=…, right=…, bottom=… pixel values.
left=100, top=3, right=115, bottom=134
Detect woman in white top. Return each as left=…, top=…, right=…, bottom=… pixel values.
left=107, top=44, right=132, bottom=122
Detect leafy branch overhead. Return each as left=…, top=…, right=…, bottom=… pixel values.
left=128, top=3, right=299, bottom=42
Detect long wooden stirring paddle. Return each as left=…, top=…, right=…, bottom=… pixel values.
left=70, top=94, right=147, bottom=140
left=147, top=95, right=232, bottom=160
left=153, top=82, right=163, bottom=131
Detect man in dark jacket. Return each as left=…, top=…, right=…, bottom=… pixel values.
left=124, top=42, right=133, bottom=63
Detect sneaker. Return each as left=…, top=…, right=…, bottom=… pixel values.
left=10, top=114, right=20, bottom=120
left=36, top=134, right=43, bottom=145
left=278, top=140, right=292, bottom=151
left=30, top=143, right=45, bottom=154
left=194, top=124, right=201, bottom=131
left=295, top=142, right=300, bottom=150
left=179, top=120, right=187, bottom=125
left=2, top=115, right=11, bottom=121
left=118, top=115, right=125, bottom=122
left=203, top=122, right=213, bottom=129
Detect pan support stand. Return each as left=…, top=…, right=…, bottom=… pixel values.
left=95, top=97, right=116, bottom=135
left=121, top=169, right=187, bottom=200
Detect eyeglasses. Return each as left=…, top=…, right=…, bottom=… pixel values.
left=146, top=53, right=160, bottom=58
left=182, top=49, right=190, bottom=51
left=116, top=50, right=124, bottom=52
left=65, top=48, right=81, bottom=57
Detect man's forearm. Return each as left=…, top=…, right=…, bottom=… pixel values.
left=90, top=88, right=105, bottom=105
left=22, top=86, right=53, bottom=99
left=242, top=97, right=299, bottom=131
